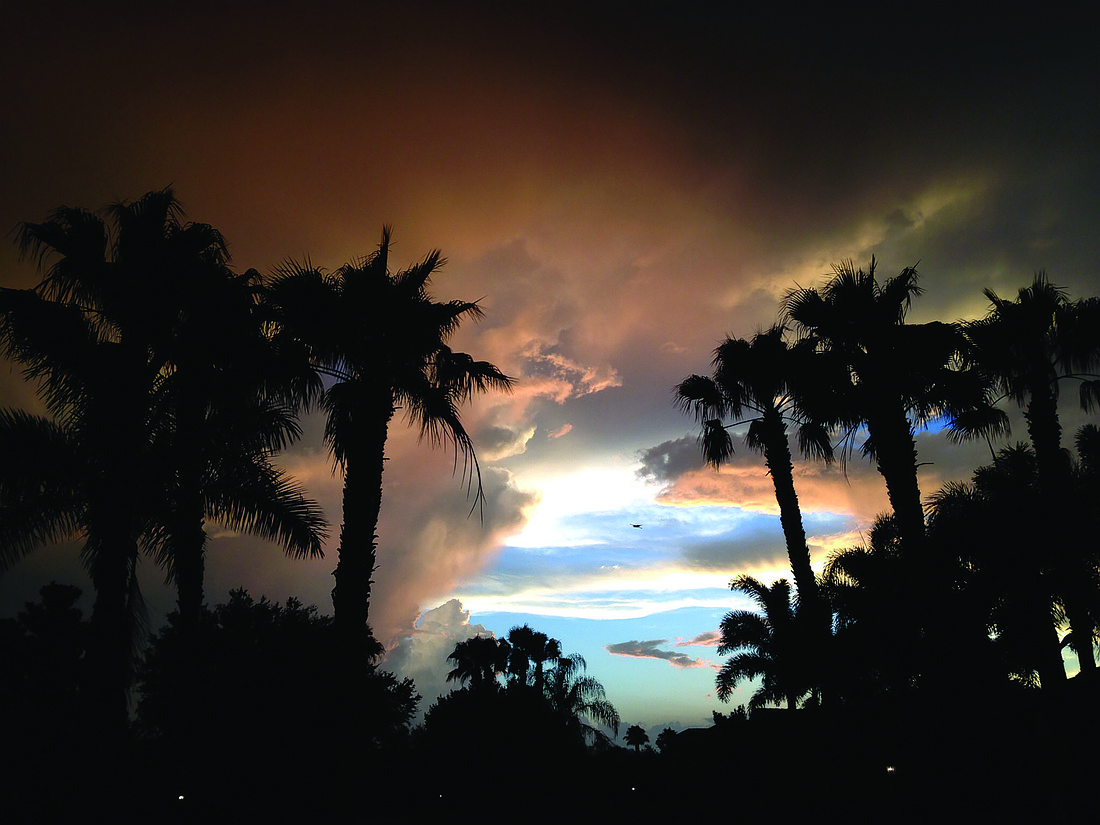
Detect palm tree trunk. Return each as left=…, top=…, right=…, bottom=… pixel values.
left=867, top=403, right=925, bottom=551
left=761, top=413, right=818, bottom=605
left=1025, top=376, right=1064, bottom=490
left=332, top=395, right=393, bottom=644
left=173, top=390, right=209, bottom=635
left=761, top=413, right=832, bottom=702
left=1024, top=378, right=1090, bottom=678
left=1037, top=611, right=1069, bottom=688
left=82, top=348, right=146, bottom=743
left=84, top=517, right=137, bottom=744
left=1064, top=600, right=1096, bottom=678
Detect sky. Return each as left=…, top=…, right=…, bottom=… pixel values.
left=2, top=4, right=1099, bottom=738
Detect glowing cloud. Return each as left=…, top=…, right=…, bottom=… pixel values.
left=382, top=599, right=496, bottom=719
left=677, top=631, right=722, bottom=648
left=520, top=342, right=622, bottom=400
left=547, top=423, right=573, bottom=439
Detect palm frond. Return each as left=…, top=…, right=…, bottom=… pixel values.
left=203, top=456, right=328, bottom=559
left=675, top=373, right=729, bottom=422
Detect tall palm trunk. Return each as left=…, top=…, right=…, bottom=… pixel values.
left=84, top=528, right=137, bottom=742
left=866, top=401, right=926, bottom=552
left=81, top=342, right=148, bottom=740
left=173, top=382, right=209, bottom=633
left=761, top=411, right=818, bottom=604
left=864, top=400, right=959, bottom=691
left=332, top=393, right=394, bottom=645
left=760, top=414, right=833, bottom=704
left=1025, top=376, right=1065, bottom=491
left=1023, top=372, right=1093, bottom=677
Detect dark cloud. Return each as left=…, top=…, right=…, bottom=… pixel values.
left=636, top=436, right=705, bottom=485
left=680, top=530, right=787, bottom=573
left=605, top=639, right=714, bottom=670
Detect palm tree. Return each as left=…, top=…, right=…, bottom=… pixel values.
left=263, top=227, right=514, bottom=645
left=925, top=447, right=1069, bottom=687
left=783, top=259, right=1007, bottom=551
left=0, top=409, right=84, bottom=568
left=962, top=276, right=1100, bottom=676
left=506, top=623, right=561, bottom=693
left=1, top=190, right=327, bottom=728
left=676, top=325, right=835, bottom=635
left=623, top=724, right=649, bottom=752
left=716, top=575, right=811, bottom=711
left=151, top=258, right=326, bottom=634
left=1068, top=425, right=1100, bottom=676
left=544, top=653, right=621, bottom=745
left=1, top=263, right=153, bottom=733
left=964, top=275, right=1100, bottom=489
left=823, top=512, right=993, bottom=700
left=655, top=726, right=677, bottom=753
left=446, top=635, right=511, bottom=691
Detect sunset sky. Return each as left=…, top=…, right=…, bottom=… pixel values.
left=2, top=5, right=1099, bottom=737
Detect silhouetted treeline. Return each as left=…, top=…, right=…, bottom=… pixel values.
left=679, top=262, right=1099, bottom=813
left=3, top=193, right=1100, bottom=814
left=0, top=190, right=510, bottom=776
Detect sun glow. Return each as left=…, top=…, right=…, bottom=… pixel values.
left=505, top=466, right=655, bottom=548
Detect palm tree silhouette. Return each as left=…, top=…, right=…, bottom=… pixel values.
left=506, top=623, right=561, bottom=693
left=142, top=224, right=326, bottom=635
left=544, top=653, right=621, bottom=745
left=2, top=203, right=168, bottom=731
left=824, top=515, right=945, bottom=699
left=964, top=275, right=1100, bottom=488
left=676, top=325, right=834, bottom=644
left=263, top=227, right=514, bottom=644
left=925, top=446, right=1072, bottom=688
left=963, top=276, right=1100, bottom=676
left=1, top=190, right=326, bottom=729
left=623, top=724, right=649, bottom=752
left=783, top=259, right=1006, bottom=551
left=446, top=635, right=511, bottom=691
left=716, top=575, right=811, bottom=711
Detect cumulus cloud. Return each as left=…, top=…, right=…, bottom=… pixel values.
left=382, top=599, right=496, bottom=718
left=370, top=450, right=538, bottom=646
left=475, top=421, right=538, bottom=461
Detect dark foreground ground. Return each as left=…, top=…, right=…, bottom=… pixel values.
left=5, top=683, right=1093, bottom=821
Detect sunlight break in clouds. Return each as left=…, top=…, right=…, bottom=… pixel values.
left=449, top=564, right=773, bottom=621
left=505, top=466, right=654, bottom=548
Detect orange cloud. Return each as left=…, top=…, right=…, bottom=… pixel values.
left=655, top=459, right=891, bottom=527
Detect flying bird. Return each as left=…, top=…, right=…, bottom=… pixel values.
left=631, top=524, right=642, bottom=528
